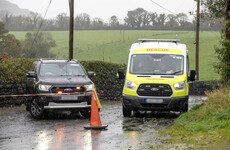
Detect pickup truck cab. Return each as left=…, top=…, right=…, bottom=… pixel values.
left=117, top=39, right=196, bottom=117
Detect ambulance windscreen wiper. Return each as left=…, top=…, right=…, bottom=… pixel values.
left=145, top=73, right=159, bottom=75
left=168, top=70, right=182, bottom=75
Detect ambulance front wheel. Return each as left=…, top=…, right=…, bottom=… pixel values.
left=123, top=104, right=132, bottom=117
left=180, top=99, right=188, bottom=113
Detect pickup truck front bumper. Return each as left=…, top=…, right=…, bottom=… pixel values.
left=35, top=92, right=92, bottom=110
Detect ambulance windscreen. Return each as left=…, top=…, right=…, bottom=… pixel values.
left=130, top=54, right=184, bottom=75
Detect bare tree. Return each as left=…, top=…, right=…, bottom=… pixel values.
left=109, top=15, right=119, bottom=29
left=75, top=13, right=91, bottom=30
left=55, top=13, right=69, bottom=30
left=124, top=8, right=150, bottom=29
left=176, top=13, right=189, bottom=27
left=2, top=13, right=12, bottom=29
left=165, top=14, right=179, bottom=29
left=156, top=13, right=167, bottom=28
left=149, top=12, right=158, bottom=26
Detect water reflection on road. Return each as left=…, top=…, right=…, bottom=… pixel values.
left=0, top=96, right=207, bottom=150
left=36, top=130, right=51, bottom=150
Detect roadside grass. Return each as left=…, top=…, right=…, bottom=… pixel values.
left=161, top=88, right=230, bottom=149
left=11, top=30, right=220, bottom=80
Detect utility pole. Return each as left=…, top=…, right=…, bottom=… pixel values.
left=226, top=0, right=230, bottom=40
left=69, top=0, right=74, bottom=60
left=225, top=0, right=230, bottom=82
left=195, top=0, right=200, bottom=80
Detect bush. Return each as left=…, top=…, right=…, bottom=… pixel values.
left=214, top=20, right=230, bottom=83
left=0, top=58, right=35, bottom=83
left=81, top=60, right=126, bottom=84
left=0, top=52, right=11, bottom=63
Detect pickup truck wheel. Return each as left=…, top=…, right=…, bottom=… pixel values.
left=123, top=105, right=132, bottom=117
left=80, top=109, right=91, bottom=118
left=29, top=98, right=44, bottom=119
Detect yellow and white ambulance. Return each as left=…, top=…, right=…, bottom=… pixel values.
left=117, top=39, right=196, bottom=117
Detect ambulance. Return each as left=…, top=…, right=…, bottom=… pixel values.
left=117, top=39, right=196, bottom=117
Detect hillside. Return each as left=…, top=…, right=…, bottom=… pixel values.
left=0, top=0, right=31, bottom=17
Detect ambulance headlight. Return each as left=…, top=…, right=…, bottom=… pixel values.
left=125, top=79, right=137, bottom=89
left=174, top=81, right=186, bottom=90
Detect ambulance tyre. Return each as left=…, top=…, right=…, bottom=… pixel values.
left=29, top=98, right=44, bottom=119
left=123, top=105, right=132, bottom=117
left=180, top=99, right=188, bottom=113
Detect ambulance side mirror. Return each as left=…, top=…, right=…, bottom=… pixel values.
left=188, top=70, right=196, bottom=81
left=117, top=68, right=125, bottom=79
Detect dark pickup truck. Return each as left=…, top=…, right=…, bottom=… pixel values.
left=26, top=58, right=96, bottom=119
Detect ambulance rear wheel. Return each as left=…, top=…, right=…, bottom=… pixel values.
left=123, top=105, right=132, bottom=117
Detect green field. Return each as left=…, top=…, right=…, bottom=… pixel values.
left=11, top=30, right=221, bottom=81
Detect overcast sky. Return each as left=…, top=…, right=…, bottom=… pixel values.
left=8, top=0, right=197, bottom=22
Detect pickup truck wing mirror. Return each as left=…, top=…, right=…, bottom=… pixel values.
left=88, top=72, right=96, bottom=77
left=117, top=68, right=125, bottom=79
left=188, top=70, right=196, bottom=81
left=26, top=71, right=36, bottom=78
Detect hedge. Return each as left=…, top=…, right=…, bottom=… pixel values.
left=0, top=58, right=126, bottom=84
left=0, top=58, right=35, bottom=83
left=81, top=60, right=126, bottom=85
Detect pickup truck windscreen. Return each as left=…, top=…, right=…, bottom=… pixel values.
left=39, top=63, right=85, bottom=77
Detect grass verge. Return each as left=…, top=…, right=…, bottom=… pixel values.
left=161, top=88, right=230, bottom=149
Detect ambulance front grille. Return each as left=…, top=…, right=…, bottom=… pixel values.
left=137, top=84, right=172, bottom=97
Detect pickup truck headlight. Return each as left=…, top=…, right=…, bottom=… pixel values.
left=125, top=79, right=137, bottom=89
left=38, top=84, right=51, bottom=91
left=84, top=84, right=93, bottom=91
left=174, top=81, right=186, bottom=90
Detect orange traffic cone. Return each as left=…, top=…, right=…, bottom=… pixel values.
left=84, top=89, right=108, bottom=130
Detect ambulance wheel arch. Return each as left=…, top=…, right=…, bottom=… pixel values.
left=181, top=98, right=188, bottom=112
left=123, top=104, right=132, bottom=117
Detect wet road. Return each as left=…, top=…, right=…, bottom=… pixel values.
left=0, top=96, right=206, bottom=150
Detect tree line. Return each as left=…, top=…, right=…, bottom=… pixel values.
left=0, top=8, right=224, bottom=31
